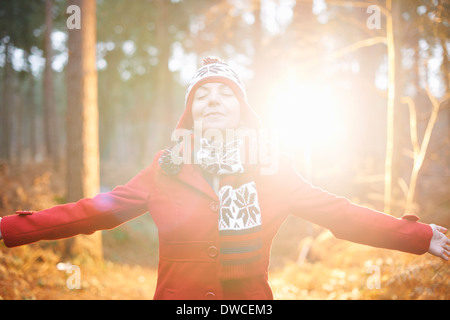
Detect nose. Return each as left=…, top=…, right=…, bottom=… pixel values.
left=207, top=91, right=221, bottom=107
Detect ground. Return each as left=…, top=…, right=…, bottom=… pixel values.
left=0, top=162, right=448, bottom=300
left=1, top=230, right=448, bottom=300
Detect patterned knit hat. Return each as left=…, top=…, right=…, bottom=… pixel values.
left=176, top=57, right=261, bottom=130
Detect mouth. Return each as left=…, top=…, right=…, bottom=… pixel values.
left=204, top=112, right=225, bottom=118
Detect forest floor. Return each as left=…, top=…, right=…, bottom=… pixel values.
left=0, top=162, right=448, bottom=300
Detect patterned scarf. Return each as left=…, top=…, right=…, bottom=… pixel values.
left=159, top=137, right=265, bottom=279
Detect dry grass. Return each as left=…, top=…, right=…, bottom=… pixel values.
left=269, top=230, right=449, bottom=300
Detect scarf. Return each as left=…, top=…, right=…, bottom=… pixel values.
left=159, top=137, right=265, bottom=280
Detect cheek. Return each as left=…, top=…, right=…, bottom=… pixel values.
left=228, top=99, right=241, bottom=121
left=191, top=102, right=203, bottom=121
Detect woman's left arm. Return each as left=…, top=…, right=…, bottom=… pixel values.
left=280, top=163, right=437, bottom=256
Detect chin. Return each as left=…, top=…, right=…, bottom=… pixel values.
left=201, top=123, right=238, bottom=135
left=203, top=125, right=227, bottom=133
left=202, top=121, right=226, bottom=131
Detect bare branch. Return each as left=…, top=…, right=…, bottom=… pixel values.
left=404, top=88, right=450, bottom=213
left=401, top=96, right=420, bottom=159
left=332, top=36, right=387, bottom=59
left=384, top=0, right=395, bottom=214
left=323, top=0, right=390, bottom=17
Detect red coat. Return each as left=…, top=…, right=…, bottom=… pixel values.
left=0, top=151, right=432, bottom=300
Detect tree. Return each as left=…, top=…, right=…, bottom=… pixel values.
left=0, top=0, right=48, bottom=166
left=43, top=0, right=59, bottom=166
left=0, top=39, right=13, bottom=163
left=384, top=0, right=401, bottom=214
left=65, top=0, right=102, bottom=262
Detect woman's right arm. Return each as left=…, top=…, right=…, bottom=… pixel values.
left=0, top=153, right=161, bottom=248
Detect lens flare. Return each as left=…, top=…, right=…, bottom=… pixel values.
left=265, top=77, right=347, bottom=154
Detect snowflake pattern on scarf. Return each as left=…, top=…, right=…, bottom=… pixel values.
left=218, top=182, right=261, bottom=231
left=196, top=138, right=244, bottom=175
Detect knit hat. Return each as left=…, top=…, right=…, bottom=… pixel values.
left=176, top=57, right=261, bottom=130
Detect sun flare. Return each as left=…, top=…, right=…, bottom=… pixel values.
left=264, top=78, right=347, bottom=154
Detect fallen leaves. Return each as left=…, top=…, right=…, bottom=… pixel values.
left=269, top=231, right=450, bottom=300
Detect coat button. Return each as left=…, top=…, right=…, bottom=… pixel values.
left=209, top=201, right=219, bottom=212
left=207, top=246, right=218, bottom=258
left=205, top=292, right=216, bottom=300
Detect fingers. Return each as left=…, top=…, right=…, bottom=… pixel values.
left=442, top=242, right=450, bottom=261
left=428, top=223, right=450, bottom=261
left=441, top=250, right=449, bottom=261
left=431, top=224, right=447, bottom=234
left=431, top=224, right=449, bottom=242
left=442, top=235, right=450, bottom=261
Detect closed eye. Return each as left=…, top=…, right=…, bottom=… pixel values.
left=195, top=94, right=208, bottom=101
left=219, top=88, right=234, bottom=97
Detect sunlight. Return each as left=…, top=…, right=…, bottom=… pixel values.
left=265, top=75, right=347, bottom=155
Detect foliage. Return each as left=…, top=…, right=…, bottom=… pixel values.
left=270, top=230, right=450, bottom=300
left=0, top=243, right=157, bottom=300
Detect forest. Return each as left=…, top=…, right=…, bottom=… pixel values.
left=0, top=0, right=449, bottom=300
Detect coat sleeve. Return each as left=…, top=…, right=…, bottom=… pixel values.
left=280, top=158, right=432, bottom=255
left=0, top=158, right=158, bottom=248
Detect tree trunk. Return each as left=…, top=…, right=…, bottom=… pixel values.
left=16, top=80, right=23, bottom=169
left=150, top=0, right=172, bottom=154
left=44, top=0, right=58, bottom=165
left=249, top=0, right=267, bottom=117
left=1, top=41, right=12, bottom=163
left=440, top=37, right=449, bottom=93
left=27, top=70, right=37, bottom=161
left=65, top=0, right=102, bottom=263
left=384, top=0, right=403, bottom=215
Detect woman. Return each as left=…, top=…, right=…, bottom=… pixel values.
left=0, top=57, right=448, bottom=300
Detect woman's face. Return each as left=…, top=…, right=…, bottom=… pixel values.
left=191, top=82, right=241, bottom=132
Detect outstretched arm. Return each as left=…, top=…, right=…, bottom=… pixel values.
left=428, top=224, right=450, bottom=261
left=0, top=175, right=149, bottom=248
left=0, top=152, right=161, bottom=248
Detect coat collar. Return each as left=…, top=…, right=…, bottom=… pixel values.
left=174, top=163, right=219, bottom=201
left=158, top=148, right=218, bottom=200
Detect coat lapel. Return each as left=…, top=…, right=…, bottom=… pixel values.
left=175, top=163, right=218, bottom=200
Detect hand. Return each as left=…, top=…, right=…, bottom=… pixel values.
left=428, top=224, right=450, bottom=261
